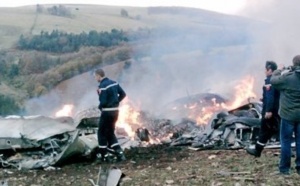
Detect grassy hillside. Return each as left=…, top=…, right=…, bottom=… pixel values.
left=0, top=5, right=256, bottom=49
left=0, top=5, right=264, bottom=116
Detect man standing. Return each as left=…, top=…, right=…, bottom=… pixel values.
left=94, top=68, right=126, bottom=162
left=246, top=61, right=280, bottom=157
left=271, top=55, right=300, bottom=175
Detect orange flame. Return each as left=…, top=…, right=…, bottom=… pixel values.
left=191, top=76, right=257, bottom=125
left=190, top=99, right=224, bottom=125
left=223, top=75, right=256, bottom=110
left=52, top=76, right=256, bottom=143
left=117, top=98, right=141, bottom=138
left=55, top=104, right=74, bottom=117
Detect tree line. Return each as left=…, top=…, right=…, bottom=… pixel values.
left=18, top=29, right=128, bottom=53
left=0, top=94, right=21, bottom=116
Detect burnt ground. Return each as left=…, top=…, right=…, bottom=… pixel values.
left=1, top=144, right=300, bottom=186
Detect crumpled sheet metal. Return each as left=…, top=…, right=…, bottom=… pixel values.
left=0, top=115, right=88, bottom=169
left=89, top=166, right=123, bottom=186
left=0, top=116, right=76, bottom=141
left=0, top=130, right=84, bottom=170
left=0, top=115, right=136, bottom=170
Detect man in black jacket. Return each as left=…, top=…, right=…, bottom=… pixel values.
left=94, top=68, right=126, bottom=162
left=271, top=55, right=300, bottom=175
left=246, top=61, right=280, bottom=157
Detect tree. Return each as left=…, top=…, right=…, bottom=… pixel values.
left=8, top=64, right=19, bottom=78
left=0, top=94, right=20, bottom=116
left=121, top=9, right=128, bottom=17
left=36, top=4, right=44, bottom=13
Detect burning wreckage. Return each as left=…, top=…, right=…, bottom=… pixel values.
left=0, top=93, right=279, bottom=170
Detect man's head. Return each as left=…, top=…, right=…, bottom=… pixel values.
left=292, top=55, right=300, bottom=67
left=265, top=61, right=277, bottom=76
left=94, top=68, right=105, bottom=82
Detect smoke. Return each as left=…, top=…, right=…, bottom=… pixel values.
left=25, top=2, right=300, bottom=119
left=120, top=2, right=300, bottom=117
left=119, top=14, right=257, bottom=115
left=238, top=0, right=300, bottom=65
left=25, top=71, right=98, bottom=117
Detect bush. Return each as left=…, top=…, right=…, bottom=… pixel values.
left=0, top=94, right=21, bottom=116
left=121, top=9, right=128, bottom=17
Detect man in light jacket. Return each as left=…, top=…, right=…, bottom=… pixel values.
left=270, top=55, right=300, bottom=175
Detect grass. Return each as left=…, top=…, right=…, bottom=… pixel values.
left=0, top=4, right=247, bottom=49
left=2, top=147, right=299, bottom=186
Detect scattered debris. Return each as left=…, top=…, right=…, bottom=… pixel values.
left=0, top=179, right=8, bottom=186
left=216, top=170, right=251, bottom=177
left=88, top=166, right=123, bottom=186
left=208, top=155, right=217, bottom=160
left=165, top=179, right=174, bottom=184
left=136, top=128, right=150, bottom=142
left=0, top=98, right=283, bottom=170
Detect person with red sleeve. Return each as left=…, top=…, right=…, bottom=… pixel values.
left=246, top=61, right=280, bottom=157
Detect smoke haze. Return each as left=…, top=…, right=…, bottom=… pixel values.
left=26, top=2, right=300, bottom=119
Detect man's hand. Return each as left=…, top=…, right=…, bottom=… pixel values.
left=264, top=84, right=271, bottom=91
left=97, top=88, right=101, bottom=95
left=279, top=64, right=285, bottom=70
left=265, top=112, right=273, bottom=119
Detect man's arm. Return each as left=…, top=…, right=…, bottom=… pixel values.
left=118, top=84, right=126, bottom=102
left=99, top=88, right=108, bottom=110
left=270, top=69, right=286, bottom=90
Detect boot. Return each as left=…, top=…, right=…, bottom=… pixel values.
left=112, top=146, right=126, bottom=162
left=95, top=153, right=115, bottom=163
left=116, top=151, right=126, bottom=162
left=246, top=143, right=264, bottom=157
left=95, top=147, right=113, bottom=163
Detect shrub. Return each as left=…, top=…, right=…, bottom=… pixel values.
left=0, top=94, right=21, bottom=116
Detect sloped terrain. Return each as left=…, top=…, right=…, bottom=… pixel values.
left=0, top=5, right=258, bottom=49
left=0, top=4, right=262, bottom=116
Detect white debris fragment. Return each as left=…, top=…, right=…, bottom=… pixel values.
left=166, top=166, right=172, bottom=171
left=3, top=169, right=13, bottom=174
left=44, top=166, right=61, bottom=171
left=165, top=180, right=174, bottom=184
left=208, top=155, right=217, bottom=159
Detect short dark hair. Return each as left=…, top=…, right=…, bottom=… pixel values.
left=265, top=61, right=277, bottom=71
left=293, top=55, right=300, bottom=66
left=94, top=68, right=105, bottom=77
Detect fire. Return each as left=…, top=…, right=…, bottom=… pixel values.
left=223, top=76, right=256, bottom=110
left=52, top=76, right=256, bottom=143
left=55, top=104, right=74, bottom=117
left=117, top=98, right=142, bottom=138
left=191, top=100, right=224, bottom=125
left=191, top=76, right=257, bottom=125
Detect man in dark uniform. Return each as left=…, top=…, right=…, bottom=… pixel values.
left=94, top=68, right=126, bottom=162
left=246, top=61, right=280, bottom=157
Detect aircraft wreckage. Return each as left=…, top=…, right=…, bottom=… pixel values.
left=0, top=93, right=281, bottom=170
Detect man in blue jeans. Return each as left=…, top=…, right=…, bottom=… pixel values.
left=271, top=55, right=300, bottom=175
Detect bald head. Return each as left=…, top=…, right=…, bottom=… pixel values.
left=293, top=55, right=300, bottom=67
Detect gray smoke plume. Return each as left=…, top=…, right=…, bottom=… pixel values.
left=26, top=2, right=300, bottom=119
left=239, top=0, right=300, bottom=65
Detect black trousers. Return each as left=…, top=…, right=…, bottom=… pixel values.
left=97, top=110, right=120, bottom=151
left=257, top=114, right=280, bottom=145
